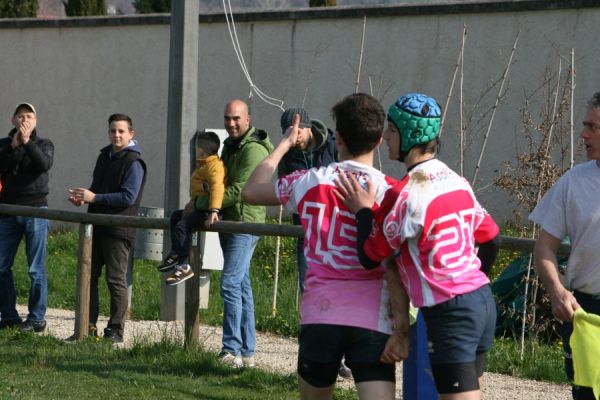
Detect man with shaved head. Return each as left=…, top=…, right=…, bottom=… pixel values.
left=195, top=99, right=273, bottom=368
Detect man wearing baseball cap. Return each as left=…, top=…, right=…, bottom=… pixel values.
left=0, top=103, right=54, bottom=333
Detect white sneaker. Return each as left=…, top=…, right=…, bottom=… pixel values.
left=242, top=356, right=256, bottom=368
left=219, top=352, right=242, bottom=368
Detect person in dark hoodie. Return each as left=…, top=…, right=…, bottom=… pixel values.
left=0, top=103, right=54, bottom=333
left=278, top=107, right=337, bottom=294
left=68, top=113, right=146, bottom=344
left=196, top=99, right=273, bottom=368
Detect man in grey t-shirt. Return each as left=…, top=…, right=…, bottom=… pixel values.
left=529, top=91, right=600, bottom=400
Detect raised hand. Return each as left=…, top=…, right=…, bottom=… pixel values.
left=18, top=120, right=35, bottom=144
left=280, top=113, right=301, bottom=151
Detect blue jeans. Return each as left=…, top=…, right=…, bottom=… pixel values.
left=0, top=214, right=48, bottom=323
left=219, top=233, right=259, bottom=357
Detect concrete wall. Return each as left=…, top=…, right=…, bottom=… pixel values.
left=1, top=0, right=598, bottom=223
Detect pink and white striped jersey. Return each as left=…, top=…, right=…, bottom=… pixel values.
left=276, top=160, right=397, bottom=334
left=364, top=159, right=499, bottom=308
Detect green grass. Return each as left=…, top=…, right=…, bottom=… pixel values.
left=487, top=337, right=567, bottom=383
left=202, top=233, right=301, bottom=336
left=13, top=227, right=301, bottom=334
left=6, top=225, right=361, bottom=399
left=9, top=225, right=569, bottom=388
left=14, top=229, right=163, bottom=321
left=0, top=329, right=301, bottom=400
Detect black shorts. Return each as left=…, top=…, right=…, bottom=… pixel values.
left=297, top=324, right=396, bottom=388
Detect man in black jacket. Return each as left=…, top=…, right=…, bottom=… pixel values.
left=68, top=113, right=146, bottom=343
left=0, top=103, right=54, bottom=333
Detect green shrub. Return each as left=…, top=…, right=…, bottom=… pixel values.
left=0, top=0, right=38, bottom=18
left=134, top=0, right=170, bottom=13
left=64, top=0, right=106, bottom=16
left=309, top=0, right=336, bottom=6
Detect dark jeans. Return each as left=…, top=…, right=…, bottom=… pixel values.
left=169, top=209, right=210, bottom=265
left=90, top=234, right=131, bottom=336
left=561, top=290, right=600, bottom=400
left=292, top=213, right=307, bottom=294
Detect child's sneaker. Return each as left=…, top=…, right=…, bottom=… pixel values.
left=165, top=264, right=194, bottom=286
left=158, top=254, right=179, bottom=272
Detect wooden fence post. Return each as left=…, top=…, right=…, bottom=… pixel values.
left=74, top=223, right=92, bottom=339
left=185, top=232, right=201, bottom=348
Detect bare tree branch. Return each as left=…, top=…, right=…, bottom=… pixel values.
left=355, top=16, right=367, bottom=93
left=472, top=30, right=520, bottom=188
left=440, top=23, right=467, bottom=138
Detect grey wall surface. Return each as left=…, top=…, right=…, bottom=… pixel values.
left=1, top=1, right=598, bottom=224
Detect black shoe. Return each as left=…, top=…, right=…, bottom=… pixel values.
left=103, top=328, right=124, bottom=344
left=0, top=318, right=23, bottom=330
left=158, top=254, right=179, bottom=272
left=19, top=319, right=47, bottom=333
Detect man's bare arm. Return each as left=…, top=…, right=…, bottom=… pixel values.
left=380, top=256, right=410, bottom=363
left=534, top=229, right=579, bottom=321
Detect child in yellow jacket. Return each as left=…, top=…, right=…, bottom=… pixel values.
left=158, top=131, right=226, bottom=285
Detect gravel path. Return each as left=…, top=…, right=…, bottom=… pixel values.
left=22, top=305, right=572, bottom=399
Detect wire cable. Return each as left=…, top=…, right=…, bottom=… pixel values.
left=222, top=0, right=285, bottom=111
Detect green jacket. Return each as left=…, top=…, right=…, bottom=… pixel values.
left=195, top=126, right=273, bottom=223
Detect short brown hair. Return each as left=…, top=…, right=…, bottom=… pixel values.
left=108, top=113, right=133, bottom=131
left=331, top=93, right=384, bottom=157
left=195, top=131, right=221, bottom=156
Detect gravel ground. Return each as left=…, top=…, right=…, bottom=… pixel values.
left=20, top=305, right=572, bottom=399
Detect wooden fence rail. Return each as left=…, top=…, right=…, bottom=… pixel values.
left=0, top=204, right=570, bottom=345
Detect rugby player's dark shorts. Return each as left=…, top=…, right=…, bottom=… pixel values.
left=420, top=284, right=496, bottom=393
left=297, top=324, right=396, bottom=388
